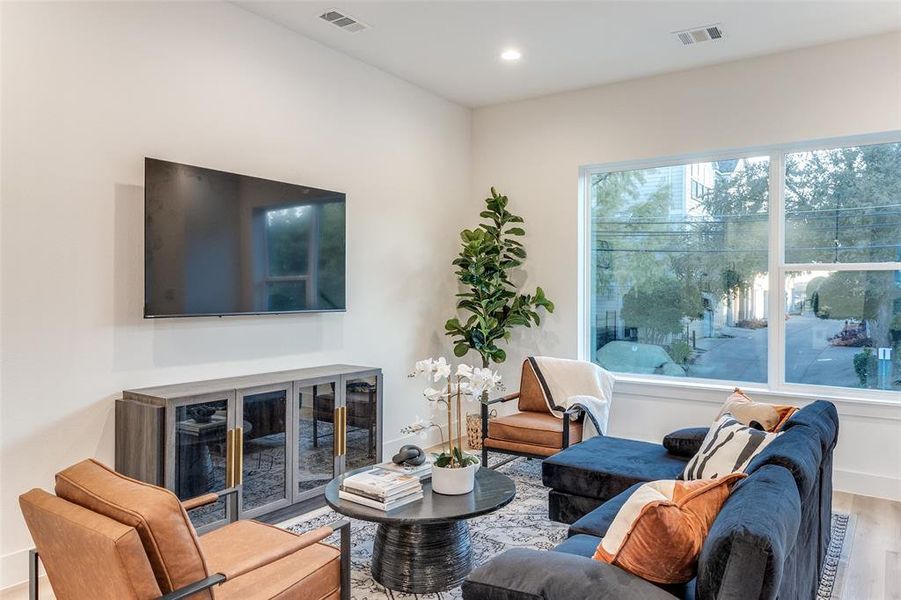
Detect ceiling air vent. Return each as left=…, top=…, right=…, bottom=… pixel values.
left=320, top=9, right=369, bottom=33
left=674, top=24, right=725, bottom=46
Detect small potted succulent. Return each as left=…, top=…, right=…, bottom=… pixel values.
left=408, top=358, right=502, bottom=495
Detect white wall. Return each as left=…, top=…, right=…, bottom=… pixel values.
left=3, top=3, right=901, bottom=590
left=472, top=32, right=901, bottom=498
left=0, top=1, right=470, bottom=588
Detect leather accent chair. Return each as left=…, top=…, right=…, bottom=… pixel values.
left=481, top=359, right=583, bottom=467
left=19, top=459, right=350, bottom=600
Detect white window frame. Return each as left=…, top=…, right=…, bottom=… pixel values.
left=579, top=130, right=901, bottom=403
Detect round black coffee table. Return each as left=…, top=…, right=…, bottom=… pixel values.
left=325, top=466, right=516, bottom=594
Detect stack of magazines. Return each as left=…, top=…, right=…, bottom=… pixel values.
left=339, top=469, right=423, bottom=511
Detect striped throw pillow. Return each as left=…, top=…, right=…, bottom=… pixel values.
left=683, top=415, right=779, bottom=480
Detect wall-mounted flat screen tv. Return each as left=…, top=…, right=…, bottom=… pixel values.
left=144, top=158, right=346, bottom=317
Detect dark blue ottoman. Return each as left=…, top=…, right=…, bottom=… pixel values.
left=542, top=435, right=688, bottom=523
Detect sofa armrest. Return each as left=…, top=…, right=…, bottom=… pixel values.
left=461, top=548, right=678, bottom=600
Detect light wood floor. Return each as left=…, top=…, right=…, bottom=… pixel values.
left=3, top=491, right=899, bottom=600
left=832, top=491, right=901, bottom=600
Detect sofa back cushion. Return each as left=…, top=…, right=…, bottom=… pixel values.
left=696, top=465, right=802, bottom=600
left=782, top=400, right=839, bottom=453
left=54, top=459, right=211, bottom=597
left=20, top=488, right=162, bottom=600
left=746, top=424, right=822, bottom=499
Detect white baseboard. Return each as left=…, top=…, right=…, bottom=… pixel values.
left=0, top=549, right=46, bottom=597
left=834, top=468, right=901, bottom=501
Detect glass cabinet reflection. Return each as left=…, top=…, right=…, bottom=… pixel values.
left=239, top=386, right=291, bottom=516
left=174, top=399, right=230, bottom=528
left=344, top=375, right=379, bottom=472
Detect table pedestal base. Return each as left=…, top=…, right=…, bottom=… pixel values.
left=372, top=521, right=472, bottom=594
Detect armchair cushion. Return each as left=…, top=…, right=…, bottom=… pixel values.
left=462, top=547, right=678, bottom=600
left=54, top=459, right=210, bottom=597
left=517, top=358, right=552, bottom=413
left=202, top=521, right=340, bottom=600
left=487, top=411, right=582, bottom=449
left=662, top=427, right=709, bottom=458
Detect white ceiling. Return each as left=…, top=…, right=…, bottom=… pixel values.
left=237, top=1, right=901, bottom=107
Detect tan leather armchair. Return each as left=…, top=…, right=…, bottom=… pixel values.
left=19, top=459, right=350, bottom=600
left=481, top=358, right=583, bottom=467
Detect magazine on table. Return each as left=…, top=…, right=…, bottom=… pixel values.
left=341, top=468, right=421, bottom=499
left=338, top=489, right=424, bottom=511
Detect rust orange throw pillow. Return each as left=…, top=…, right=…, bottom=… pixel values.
left=592, top=473, right=746, bottom=584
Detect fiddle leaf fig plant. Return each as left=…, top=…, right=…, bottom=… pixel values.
left=445, top=188, right=554, bottom=368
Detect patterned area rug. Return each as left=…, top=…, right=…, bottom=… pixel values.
left=280, top=459, right=852, bottom=599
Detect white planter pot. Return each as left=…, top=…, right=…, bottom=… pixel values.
left=430, top=458, right=480, bottom=495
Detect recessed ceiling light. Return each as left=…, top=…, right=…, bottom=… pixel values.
left=501, top=49, right=522, bottom=61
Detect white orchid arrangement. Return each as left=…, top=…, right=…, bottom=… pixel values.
left=406, top=357, right=503, bottom=468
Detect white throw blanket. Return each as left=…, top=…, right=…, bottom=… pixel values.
left=528, top=356, right=615, bottom=440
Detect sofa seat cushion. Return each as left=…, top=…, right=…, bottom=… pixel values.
left=569, top=483, right=642, bottom=538
left=488, top=411, right=582, bottom=449
left=553, top=533, right=604, bottom=558
left=202, top=520, right=340, bottom=600
left=542, top=436, right=687, bottom=502
left=54, top=459, right=210, bottom=597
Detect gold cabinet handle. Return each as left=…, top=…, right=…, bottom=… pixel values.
left=236, top=427, right=244, bottom=486
left=334, top=407, right=347, bottom=456
left=341, top=407, right=347, bottom=455
left=225, top=428, right=235, bottom=488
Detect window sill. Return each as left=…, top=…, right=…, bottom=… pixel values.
left=611, top=374, right=901, bottom=420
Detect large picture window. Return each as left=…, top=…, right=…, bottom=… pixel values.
left=585, top=136, right=901, bottom=394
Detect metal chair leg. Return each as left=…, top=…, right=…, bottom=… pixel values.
left=29, top=549, right=39, bottom=600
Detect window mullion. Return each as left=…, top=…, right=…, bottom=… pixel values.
left=768, top=152, right=786, bottom=390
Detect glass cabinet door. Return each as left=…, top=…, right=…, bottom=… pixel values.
left=343, top=373, right=381, bottom=472
left=171, top=394, right=234, bottom=529
left=294, top=379, right=338, bottom=500
left=237, top=384, right=293, bottom=518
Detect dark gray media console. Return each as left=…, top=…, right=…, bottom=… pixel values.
left=116, top=364, right=382, bottom=531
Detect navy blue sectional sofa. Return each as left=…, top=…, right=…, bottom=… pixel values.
left=462, top=400, right=839, bottom=600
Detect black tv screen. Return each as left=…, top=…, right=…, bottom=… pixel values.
left=144, top=158, right=346, bottom=317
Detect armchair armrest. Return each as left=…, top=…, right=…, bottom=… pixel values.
left=181, top=493, right=219, bottom=511
left=462, top=548, right=678, bottom=600
left=484, top=392, right=520, bottom=406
